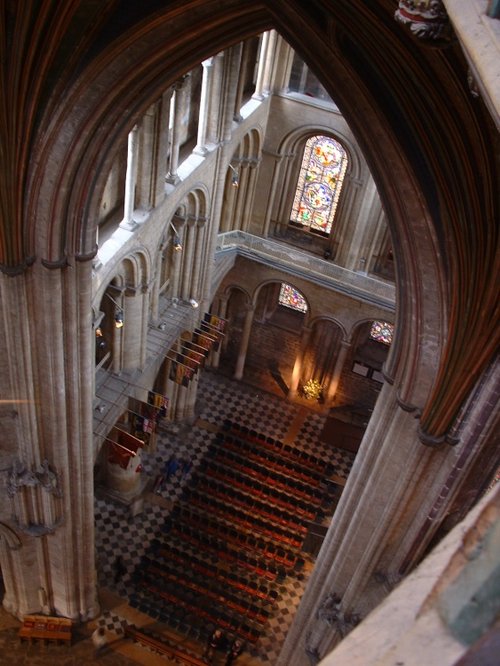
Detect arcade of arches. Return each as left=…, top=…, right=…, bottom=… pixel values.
left=0, top=2, right=498, bottom=665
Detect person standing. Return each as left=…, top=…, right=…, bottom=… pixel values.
left=225, top=638, right=243, bottom=665
left=202, top=627, right=223, bottom=664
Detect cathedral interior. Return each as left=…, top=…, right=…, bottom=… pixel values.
left=0, top=2, right=498, bottom=665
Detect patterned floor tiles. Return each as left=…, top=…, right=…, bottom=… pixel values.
left=95, top=370, right=358, bottom=664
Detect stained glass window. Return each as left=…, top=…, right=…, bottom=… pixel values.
left=279, top=283, right=308, bottom=313
left=370, top=321, right=394, bottom=345
left=290, top=135, right=348, bottom=235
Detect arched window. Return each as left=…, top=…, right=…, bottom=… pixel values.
left=370, top=321, right=394, bottom=345
left=278, top=283, right=308, bottom=313
left=290, top=135, right=348, bottom=236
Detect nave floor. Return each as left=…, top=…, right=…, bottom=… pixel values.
left=0, top=370, right=356, bottom=665
left=93, top=370, right=356, bottom=665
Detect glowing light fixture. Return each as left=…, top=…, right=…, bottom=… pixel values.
left=170, top=221, right=183, bottom=251
left=105, top=292, right=124, bottom=329
left=228, top=163, right=239, bottom=188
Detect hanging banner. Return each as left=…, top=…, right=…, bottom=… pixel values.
left=177, top=349, right=202, bottom=373
left=193, top=328, right=215, bottom=352
left=194, top=326, right=219, bottom=352
left=169, top=358, right=194, bottom=386
left=185, top=337, right=210, bottom=359
left=147, top=390, right=169, bottom=417
left=108, top=428, right=144, bottom=469
left=203, top=312, right=226, bottom=334
left=182, top=341, right=206, bottom=368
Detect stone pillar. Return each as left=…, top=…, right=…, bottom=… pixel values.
left=181, top=216, right=197, bottom=302
left=234, top=304, right=255, bottom=380
left=241, top=159, right=260, bottom=232
left=156, top=88, right=174, bottom=202
left=232, top=161, right=249, bottom=230
left=194, top=58, right=215, bottom=155
left=288, top=326, right=313, bottom=399
left=201, top=47, right=241, bottom=310
left=253, top=31, right=277, bottom=99
left=0, top=259, right=99, bottom=621
left=325, top=341, right=352, bottom=406
left=191, top=217, right=207, bottom=302
left=166, top=77, right=187, bottom=185
left=170, top=214, right=186, bottom=299
left=122, top=287, right=146, bottom=371
left=278, top=364, right=500, bottom=666
left=263, top=152, right=285, bottom=236
left=120, top=125, right=139, bottom=230
left=233, top=40, right=252, bottom=121
left=135, top=106, right=156, bottom=213
left=206, top=52, right=225, bottom=146
left=210, top=296, right=229, bottom=369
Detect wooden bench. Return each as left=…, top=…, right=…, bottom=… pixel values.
left=19, top=614, right=72, bottom=645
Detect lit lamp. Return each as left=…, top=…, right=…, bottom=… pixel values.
left=104, top=292, right=124, bottom=329
left=170, top=221, right=183, bottom=251
left=114, top=311, right=124, bottom=328
left=228, top=163, right=239, bottom=188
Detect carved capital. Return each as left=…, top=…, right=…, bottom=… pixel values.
left=395, top=1, right=451, bottom=42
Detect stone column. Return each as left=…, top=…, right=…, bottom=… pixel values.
left=170, top=213, right=186, bottom=299
left=166, top=77, right=187, bottom=185
left=263, top=152, right=285, bottom=237
left=253, top=31, right=277, bottom=99
left=241, top=159, right=260, bottom=232
left=288, top=326, right=313, bottom=399
left=135, top=106, right=155, bottom=213
left=205, top=52, right=225, bottom=146
left=210, top=295, right=229, bottom=369
left=232, top=161, right=249, bottom=230
left=122, top=287, right=146, bottom=371
left=278, top=363, right=500, bottom=666
left=233, top=40, right=252, bottom=121
left=234, top=304, right=255, bottom=381
left=181, top=216, right=197, bottom=302
left=194, top=58, right=215, bottom=155
left=191, top=217, right=207, bottom=302
left=201, top=46, right=241, bottom=311
left=0, top=259, right=99, bottom=621
left=325, top=341, right=352, bottom=406
left=120, top=125, right=139, bottom=230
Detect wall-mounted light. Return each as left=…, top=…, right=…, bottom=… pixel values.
left=189, top=298, right=199, bottom=309
left=170, top=221, right=183, bottom=251
left=105, top=292, right=124, bottom=329
left=228, top=164, right=239, bottom=188
left=114, top=311, right=124, bottom=328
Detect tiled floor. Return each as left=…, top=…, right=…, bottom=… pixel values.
left=94, top=370, right=356, bottom=664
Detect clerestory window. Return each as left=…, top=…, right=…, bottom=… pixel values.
left=290, top=135, right=348, bottom=236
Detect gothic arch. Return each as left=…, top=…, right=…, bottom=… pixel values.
left=8, top=0, right=496, bottom=462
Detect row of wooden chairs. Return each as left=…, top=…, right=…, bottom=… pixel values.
left=214, top=432, right=324, bottom=488
left=221, top=419, right=333, bottom=475
left=197, top=449, right=324, bottom=507
left=181, top=488, right=304, bottom=547
left=168, top=506, right=303, bottom=571
left=148, top=540, right=280, bottom=605
left=191, top=472, right=318, bottom=522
